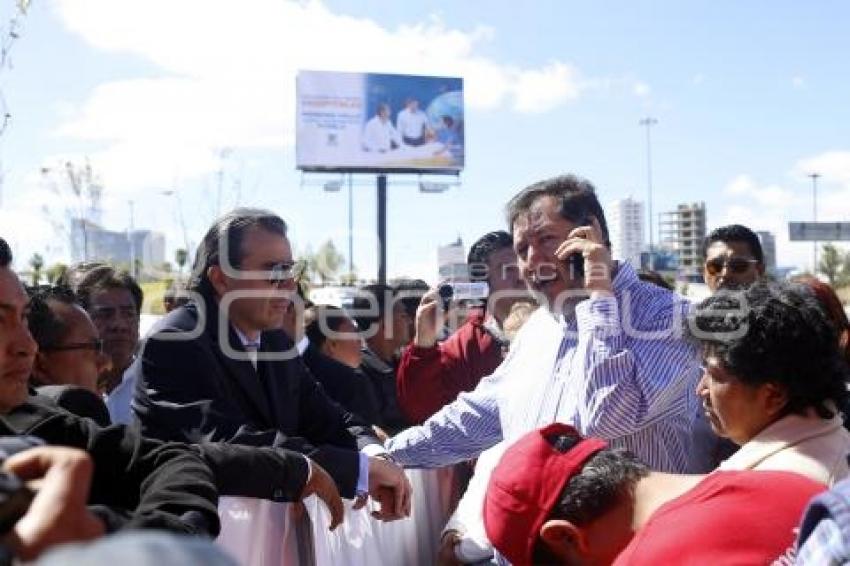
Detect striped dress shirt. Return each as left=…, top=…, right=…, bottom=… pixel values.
left=386, top=263, right=701, bottom=473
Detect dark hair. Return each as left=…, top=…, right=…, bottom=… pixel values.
left=792, top=275, right=850, bottom=364
left=26, top=286, right=78, bottom=351
left=533, top=433, right=649, bottom=563
left=702, top=224, right=764, bottom=263
left=391, top=278, right=429, bottom=320
left=189, top=208, right=287, bottom=296
left=505, top=174, right=610, bottom=247
left=305, top=305, right=354, bottom=350
left=0, top=237, right=11, bottom=268
left=73, top=264, right=143, bottom=314
left=349, top=283, right=394, bottom=332
left=690, top=280, right=850, bottom=419
left=467, top=231, right=513, bottom=282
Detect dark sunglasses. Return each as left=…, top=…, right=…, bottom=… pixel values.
left=44, top=338, right=104, bottom=354
left=704, top=257, right=759, bottom=276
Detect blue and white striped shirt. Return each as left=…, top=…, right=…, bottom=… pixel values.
left=386, top=263, right=701, bottom=473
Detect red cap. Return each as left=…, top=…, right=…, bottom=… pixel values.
left=483, top=423, right=607, bottom=566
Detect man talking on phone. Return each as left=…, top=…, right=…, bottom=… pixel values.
left=386, top=175, right=701, bottom=478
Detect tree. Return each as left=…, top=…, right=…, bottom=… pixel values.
left=45, top=262, right=67, bottom=284
left=818, top=244, right=850, bottom=286
left=174, top=248, right=188, bottom=274
left=28, top=252, right=43, bottom=286
left=303, top=240, right=345, bottom=285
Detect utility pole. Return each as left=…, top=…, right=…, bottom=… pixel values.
left=128, top=200, right=136, bottom=278
left=639, top=117, right=658, bottom=269
left=348, top=173, right=354, bottom=277
left=809, top=172, right=820, bottom=274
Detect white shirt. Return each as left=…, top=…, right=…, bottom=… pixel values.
left=362, top=115, right=401, bottom=152
left=396, top=107, right=429, bottom=139
left=104, top=366, right=136, bottom=425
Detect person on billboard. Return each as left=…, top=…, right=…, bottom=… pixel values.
left=396, top=98, right=430, bottom=146
left=362, top=103, right=402, bottom=153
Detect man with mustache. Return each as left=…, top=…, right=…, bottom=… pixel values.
left=386, top=175, right=701, bottom=476
left=701, top=224, right=765, bottom=292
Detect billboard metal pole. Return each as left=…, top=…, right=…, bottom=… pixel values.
left=377, top=174, right=387, bottom=285
left=809, top=173, right=820, bottom=273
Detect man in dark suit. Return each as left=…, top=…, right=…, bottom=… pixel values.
left=130, top=208, right=411, bottom=519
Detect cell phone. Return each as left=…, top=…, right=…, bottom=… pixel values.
left=0, top=471, right=35, bottom=534
left=566, top=214, right=592, bottom=278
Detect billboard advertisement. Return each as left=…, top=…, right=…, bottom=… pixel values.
left=296, top=70, right=464, bottom=173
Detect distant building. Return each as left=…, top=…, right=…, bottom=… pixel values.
left=437, top=237, right=467, bottom=281
left=660, top=202, right=707, bottom=281
left=756, top=231, right=777, bottom=275
left=70, top=219, right=165, bottom=270
left=608, top=197, right=645, bottom=267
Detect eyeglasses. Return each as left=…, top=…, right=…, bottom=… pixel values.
left=704, top=257, right=760, bottom=276
left=43, top=338, right=104, bottom=354
left=90, top=305, right=138, bottom=322
left=267, top=262, right=296, bottom=285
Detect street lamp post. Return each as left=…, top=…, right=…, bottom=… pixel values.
left=809, top=172, right=820, bottom=273
left=639, top=117, right=658, bottom=270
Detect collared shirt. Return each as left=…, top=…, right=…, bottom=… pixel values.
left=362, top=116, right=402, bottom=152
left=718, top=409, right=850, bottom=486
left=104, top=364, right=136, bottom=424
left=396, top=107, right=428, bottom=139
left=796, top=477, right=850, bottom=565
left=386, top=262, right=700, bottom=473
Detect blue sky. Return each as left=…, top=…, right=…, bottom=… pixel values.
left=1, top=0, right=849, bottom=279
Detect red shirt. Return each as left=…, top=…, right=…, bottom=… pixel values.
left=396, top=310, right=503, bottom=424
left=614, top=471, right=824, bottom=565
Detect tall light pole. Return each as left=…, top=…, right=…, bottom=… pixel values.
left=809, top=172, right=820, bottom=273
left=639, top=117, right=658, bottom=269
left=127, top=200, right=136, bottom=278
left=348, top=173, right=354, bottom=277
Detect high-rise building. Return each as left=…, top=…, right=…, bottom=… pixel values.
left=70, top=219, right=166, bottom=271
left=660, top=202, right=707, bottom=280
left=437, top=237, right=467, bottom=281
left=608, top=197, right=645, bottom=267
left=756, top=231, right=777, bottom=275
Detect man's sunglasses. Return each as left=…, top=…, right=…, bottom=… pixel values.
left=43, top=338, right=104, bottom=354
left=704, top=257, right=759, bottom=276
left=267, top=262, right=296, bottom=284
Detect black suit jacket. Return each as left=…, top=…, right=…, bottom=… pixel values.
left=29, top=388, right=310, bottom=503
left=130, top=297, right=380, bottom=497
left=36, top=385, right=112, bottom=427
left=0, top=396, right=220, bottom=536
left=302, top=345, right=382, bottom=427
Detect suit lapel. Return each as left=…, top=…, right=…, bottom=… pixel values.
left=205, top=301, right=275, bottom=427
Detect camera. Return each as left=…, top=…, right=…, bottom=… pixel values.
left=437, top=282, right=489, bottom=310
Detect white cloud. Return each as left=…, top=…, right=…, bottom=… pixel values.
left=633, top=81, right=651, bottom=97
left=723, top=174, right=755, bottom=195
left=794, top=151, right=850, bottom=188
left=48, top=0, right=599, bottom=191
left=692, top=73, right=705, bottom=85
left=792, top=76, right=806, bottom=89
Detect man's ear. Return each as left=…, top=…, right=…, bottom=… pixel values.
left=757, top=262, right=766, bottom=276
left=207, top=265, right=228, bottom=298
left=540, top=519, right=587, bottom=563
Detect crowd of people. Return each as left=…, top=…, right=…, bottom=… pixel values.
left=1, top=173, right=850, bottom=565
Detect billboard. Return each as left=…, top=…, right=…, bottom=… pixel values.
left=789, top=221, right=850, bottom=241
left=296, top=70, right=464, bottom=173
